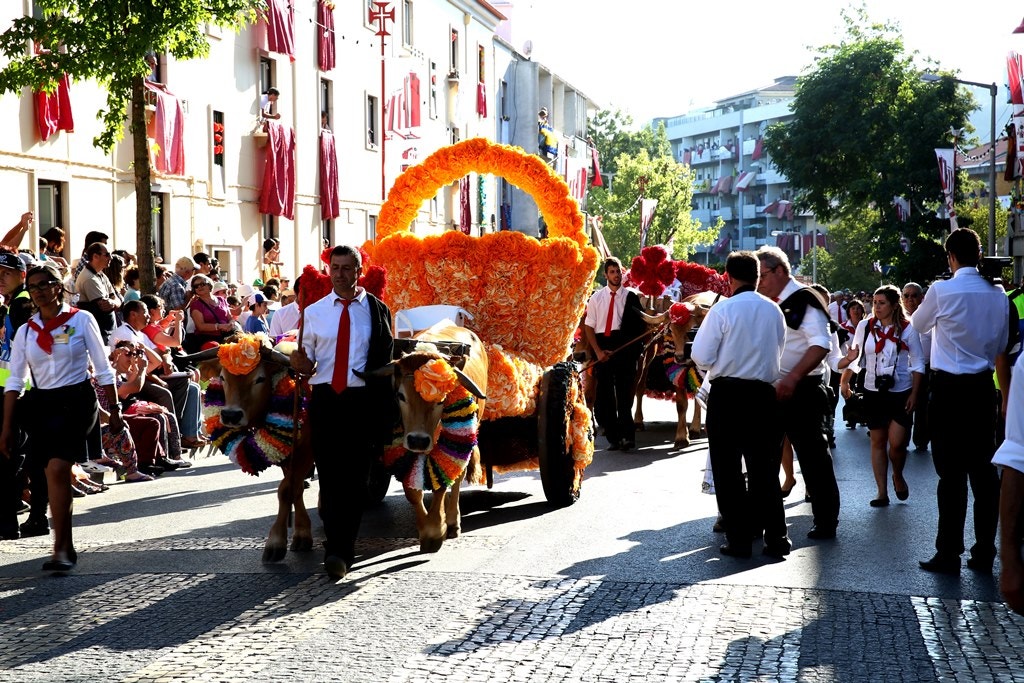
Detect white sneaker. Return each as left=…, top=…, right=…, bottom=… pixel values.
left=80, top=460, right=113, bottom=474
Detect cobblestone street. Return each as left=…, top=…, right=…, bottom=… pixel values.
left=1, top=408, right=1023, bottom=681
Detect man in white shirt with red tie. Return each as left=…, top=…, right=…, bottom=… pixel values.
left=291, top=246, right=394, bottom=580
left=584, top=257, right=645, bottom=451
left=912, top=229, right=1012, bottom=576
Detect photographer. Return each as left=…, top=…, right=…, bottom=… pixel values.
left=838, top=285, right=924, bottom=508
left=912, top=228, right=1013, bottom=576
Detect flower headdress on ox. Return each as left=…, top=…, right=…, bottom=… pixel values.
left=203, top=333, right=302, bottom=476
left=675, top=261, right=730, bottom=300
left=383, top=353, right=480, bottom=491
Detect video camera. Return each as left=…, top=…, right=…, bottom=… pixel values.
left=936, top=256, right=1012, bottom=286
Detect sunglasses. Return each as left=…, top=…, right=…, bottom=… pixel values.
left=25, top=281, right=59, bottom=292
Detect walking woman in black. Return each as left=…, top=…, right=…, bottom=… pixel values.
left=0, top=263, right=122, bottom=572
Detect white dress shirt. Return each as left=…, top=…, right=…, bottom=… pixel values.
left=911, top=267, right=1008, bottom=374
left=848, top=318, right=925, bottom=393
left=585, top=285, right=629, bottom=335
left=5, top=305, right=116, bottom=391
left=268, top=301, right=301, bottom=337
left=828, top=300, right=845, bottom=326
left=109, top=322, right=157, bottom=351
left=692, top=289, right=785, bottom=383
left=778, top=279, right=832, bottom=377
left=994, top=355, right=1024, bottom=473
left=301, top=288, right=372, bottom=387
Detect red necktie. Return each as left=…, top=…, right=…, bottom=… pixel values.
left=331, top=299, right=353, bottom=393
left=28, top=308, right=79, bottom=355
left=603, top=291, right=616, bottom=336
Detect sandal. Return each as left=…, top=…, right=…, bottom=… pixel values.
left=124, top=471, right=155, bottom=483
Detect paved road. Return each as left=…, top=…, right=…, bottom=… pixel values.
left=0, top=398, right=1022, bottom=682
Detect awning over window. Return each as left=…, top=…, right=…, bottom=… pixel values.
left=733, top=171, right=756, bottom=192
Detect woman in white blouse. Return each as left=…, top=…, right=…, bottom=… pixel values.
left=0, top=263, right=122, bottom=572
left=839, top=285, right=925, bottom=508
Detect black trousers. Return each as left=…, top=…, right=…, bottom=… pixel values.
left=593, top=334, right=639, bottom=445
left=309, top=384, right=377, bottom=566
left=912, top=365, right=930, bottom=449
left=781, top=375, right=840, bottom=530
left=928, top=370, right=999, bottom=560
left=707, top=378, right=786, bottom=547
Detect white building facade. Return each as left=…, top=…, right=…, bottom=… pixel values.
left=656, top=77, right=825, bottom=266
left=0, top=0, right=594, bottom=286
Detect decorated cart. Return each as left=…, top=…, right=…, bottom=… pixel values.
left=365, top=138, right=600, bottom=506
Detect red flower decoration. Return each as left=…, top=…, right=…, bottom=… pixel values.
left=629, top=245, right=675, bottom=298
left=669, top=302, right=692, bottom=326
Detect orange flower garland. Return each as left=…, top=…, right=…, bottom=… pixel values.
left=368, top=138, right=600, bottom=369
left=414, top=358, right=460, bottom=403
left=482, top=342, right=544, bottom=420
left=218, top=334, right=264, bottom=375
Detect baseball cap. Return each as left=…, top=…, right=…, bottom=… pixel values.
left=0, top=252, right=25, bottom=272
left=175, top=256, right=200, bottom=272
left=248, top=292, right=267, bottom=306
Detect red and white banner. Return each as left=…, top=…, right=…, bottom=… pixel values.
left=639, top=198, right=658, bottom=249
left=1008, top=52, right=1024, bottom=178
left=935, top=148, right=959, bottom=231
left=892, top=196, right=910, bottom=222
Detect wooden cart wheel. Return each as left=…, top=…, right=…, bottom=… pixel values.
left=363, top=458, right=392, bottom=507
left=537, top=361, right=581, bottom=507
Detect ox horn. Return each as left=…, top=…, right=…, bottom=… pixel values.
left=259, top=346, right=292, bottom=367
left=453, top=367, right=486, bottom=399
left=354, top=362, right=398, bottom=380
left=638, top=310, right=669, bottom=326
left=176, top=346, right=222, bottom=365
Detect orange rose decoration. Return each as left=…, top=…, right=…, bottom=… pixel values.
left=218, top=335, right=263, bottom=376
left=413, top=358, right=460, bottom=403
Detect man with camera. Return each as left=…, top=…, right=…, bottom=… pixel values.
left=912, top=228, right=1014, bottom=575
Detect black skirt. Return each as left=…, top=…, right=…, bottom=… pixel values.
left=22, top=380, right=98, bottom=464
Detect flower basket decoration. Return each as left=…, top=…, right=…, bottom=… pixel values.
left=369, top=138, right=600, bottom=370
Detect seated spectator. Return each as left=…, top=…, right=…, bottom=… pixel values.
left=226, top=295, right=243, bottom=321
left=90, top=370, right=154, bottom=482
left=109, top=342, right=188, bottom=472
left=111, top=304, right=204, bottom=450
left=261, top=283, right=280, bottom=327
left=244, top=293, right=271, bottom=335
left=269, top=276, right=301, bottom=338
left=140, top=294, right=184, bottom=352
left=159, top=256, right=198, bottom=312
left=123, top=266, right=141, bottom=302
left=185, top=273, right=234, bottom=352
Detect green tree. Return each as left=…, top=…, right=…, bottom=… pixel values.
left=764, top=6, right=976, bottom=285
left=586, top=111, right=716, bottom=262
left=0, top=0, right=262, bottom=293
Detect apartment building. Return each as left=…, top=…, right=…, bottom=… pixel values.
left=0, top=0, right=594, bottom=285
left=656, top=76, right=825, bottom=266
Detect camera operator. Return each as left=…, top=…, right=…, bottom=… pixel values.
left=838, top=285, right=924, bottom=508
left=912, top=228, right=1016, bottom=576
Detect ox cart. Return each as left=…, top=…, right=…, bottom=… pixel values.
left=365, top=138, right=600, bottom=509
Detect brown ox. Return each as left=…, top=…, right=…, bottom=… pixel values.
left=188, top=342, right=314, bottom=563
left=634, top=291, right=718, bottom=449
left=365, top=322, right=488, bottom=553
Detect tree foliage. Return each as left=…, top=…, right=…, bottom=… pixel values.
left=0, top=0, right=262, bottom=292
left=764, top=6, right=977, bottom=285
left=587, top=111, right=716, bottom=263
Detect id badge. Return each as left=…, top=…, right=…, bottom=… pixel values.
left=53, top=333, right=70, bottom=345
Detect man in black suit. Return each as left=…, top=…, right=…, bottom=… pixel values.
left=584, top=257, right=645, bottom=451
left=291, top=245, right=395, bottom=580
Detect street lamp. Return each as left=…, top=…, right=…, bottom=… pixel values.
left=921, top=73, right=999, bottom=255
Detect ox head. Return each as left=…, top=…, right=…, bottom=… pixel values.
left=638, top=296, right=714, bottom=363
left=362, top=347, right=485, bottom=455
left=180, top=338, right=291, bottom=428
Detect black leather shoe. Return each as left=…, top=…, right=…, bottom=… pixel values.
left=19, top=516, right=49, bottom=538
left=806, top=526, right=837, bottom=540
left=763, top=538, right=792, bottom=558
left=966, top=556, right=994, bottom=573
left=621, top=441, right=635, bottom=452
left=324, top=555, right=348, bottom=579
left=42, top=558, right=75, bottom=572
left=719, top=543, right=752, bottom=558
left=919, top=554, right=960, bottom=575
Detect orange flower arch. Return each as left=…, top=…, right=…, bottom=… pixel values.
left=368, top=138, right=600, bottom=368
